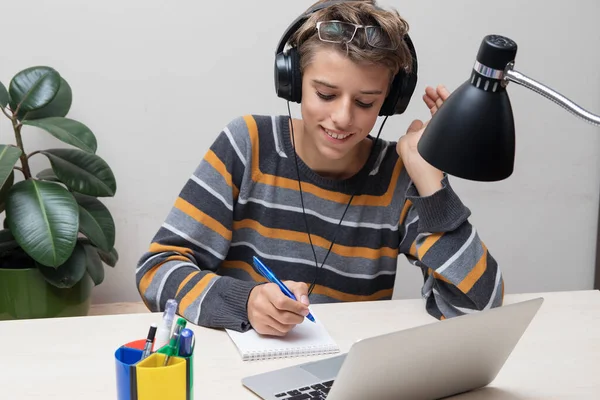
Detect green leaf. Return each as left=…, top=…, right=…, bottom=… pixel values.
left=0, top=171, right=15, bottom=213
left=23, top=117, right=97, bottom=153
left=0, top=145, right=22, bottom=189
left=74, top=192, right=115, bottom=251
left=0, top=228, right=19, bottom=253
left=97, top=246, right=118, bottom=267
left=19, top=77, right=72, bottom=120
left=41, top=148, right=116, bottom=197
left=36, top=168, right=60, bottom=182
left=5, top=180, right=79, bottom=267
left=0, top=81, right=8, bottom=108
left=37, top=242, right=86, bottom=288
left=8, top=66, right=60, bottom=113
left=83, top=243, right=104, bottom=285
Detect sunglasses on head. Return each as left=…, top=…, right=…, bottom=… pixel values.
left=316, top=20, right=398, bottom=50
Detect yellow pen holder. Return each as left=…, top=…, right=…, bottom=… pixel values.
left=114, top=341, right=193, bottom=400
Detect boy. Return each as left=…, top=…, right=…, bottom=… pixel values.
left=136, top=0, right=503, bottom=336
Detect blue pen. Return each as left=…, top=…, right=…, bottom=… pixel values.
left=252, top=256, right=315, bottom=323
left=178, top=328, right=195, bottom=357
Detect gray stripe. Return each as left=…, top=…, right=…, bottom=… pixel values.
left=155, top=262, right=198, bottom=310
left=190, top=175, right=233, bottom=211
left=224, top=126, right=246, bottom=167
left=238, top=196, right=399, bottom=231
left=271, top=115, right=287, bottom=158
left=425, top=230, right=484, bottom=284
left=163, top=222, right=226, bottom=260
left=166, top=207, right=231, bottom=257
left=232, top=227, right=398, bottom=274
left=432, top=227, right=477, bottom=274
left=181, top=275, right=220, bottom=323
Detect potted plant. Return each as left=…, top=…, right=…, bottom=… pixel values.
left=0, top=66, right=118, bottom=320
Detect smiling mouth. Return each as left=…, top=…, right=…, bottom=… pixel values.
left=322, top=127, right=354, bottom=141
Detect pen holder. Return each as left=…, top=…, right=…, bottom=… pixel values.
left=114, top=339, right=194, bottom=400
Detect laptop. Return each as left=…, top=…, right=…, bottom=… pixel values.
left=242, top=297, right=544, bottom=400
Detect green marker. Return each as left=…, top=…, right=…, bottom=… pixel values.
left=163, top=318, right=187, bottom=366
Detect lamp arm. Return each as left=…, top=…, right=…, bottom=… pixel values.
left=504, top=63, right=600, bottom=126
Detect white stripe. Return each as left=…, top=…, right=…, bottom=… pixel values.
left=272, top=115, right=287, bottom=158
left=230, top=241, right=396, bottom=279
left=224, top=126, right=246, bottom=167
left=190, top=174, right=233, bottom=211
left=432, top=288, right=478, bottom=314
left=237, top=196, right=398, bottom=231
left=434, top=228, right=477, bottom=275
left=484, top=270, right=502, bottom=310
left=163, top=222, right=226, bottom=260
left=400, top=215, right=419, bottom=246
left=155, top=262, right=198, bottom=310
left=369, top=143, right=390, bottom=176
left=136, top=252, right=164, bottom=274
left=195, top=276, right=220, bottom=323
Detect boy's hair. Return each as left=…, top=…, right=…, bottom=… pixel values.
left=289, top=0, right=412, bottom=81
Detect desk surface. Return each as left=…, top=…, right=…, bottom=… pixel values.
left=0, top=290, right=598, bottom=399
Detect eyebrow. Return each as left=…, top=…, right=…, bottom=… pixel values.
left=312, top=79, right=383, bottom=95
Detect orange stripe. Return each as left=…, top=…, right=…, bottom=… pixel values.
left=457, top=245, right=488, bottom=293
left=138, top=262, right=164, bottom=297
left=233, top=219, right=397, bottom=260
left=399, top=199, right=412, bottom=225
left=179, top=273, right=218, bottom=315
left=220, top=261, right=392, bottom=302
left=204, top=149, right=239, bottom=200
left=176, top=271, right=200, bottom=296
left=309, top=285, right=393, bottom=302
left=174, top=197, right=232, bottom=241
left=166, top=255, right=190, bottom=263
left=243, top=114, right=404, bottom=207
left=409, top=241, right=417, bottom=258
left=220, top=260, right=268, bottom=283
left=417, top=233, right=444, bottom=258
left=149, top=243, right=193, bottom=256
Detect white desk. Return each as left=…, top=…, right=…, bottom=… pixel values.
left=0, top=290, right=598, bottom=399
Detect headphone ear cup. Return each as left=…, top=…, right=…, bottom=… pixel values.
left=275, top=50, right=293, bottom=102
left=289, top=47, right=303, bottom=103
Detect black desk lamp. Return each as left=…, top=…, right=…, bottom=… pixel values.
left=417, top=34, right=600, bottom=182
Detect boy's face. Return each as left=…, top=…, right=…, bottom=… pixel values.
left=300, top=47, right=391, bottom=162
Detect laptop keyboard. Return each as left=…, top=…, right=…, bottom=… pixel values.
left=274, top=380, right=334, bottom=399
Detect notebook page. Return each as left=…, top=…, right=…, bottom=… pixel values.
left=226, top=314, right=340, bottom=361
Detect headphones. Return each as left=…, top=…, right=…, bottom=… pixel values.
left=274, top=0, right=418, bottom=116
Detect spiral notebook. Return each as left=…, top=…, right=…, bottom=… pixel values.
left=226, top=314, right=340, bottom=361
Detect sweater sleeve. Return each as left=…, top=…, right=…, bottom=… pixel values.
left=135, top=116, right=261, bottom=332
left=398, top=174, right=504, bottom=319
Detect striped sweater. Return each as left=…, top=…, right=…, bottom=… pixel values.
left=136, top=114, right=504, bottom=332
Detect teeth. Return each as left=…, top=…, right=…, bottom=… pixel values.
left=325, top=129, right=352, bottom=140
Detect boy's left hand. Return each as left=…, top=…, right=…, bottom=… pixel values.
left=396, top=85, right=451, bottom=197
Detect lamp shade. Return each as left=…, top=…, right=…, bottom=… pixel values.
left=417, top=35, right=519, bottom=181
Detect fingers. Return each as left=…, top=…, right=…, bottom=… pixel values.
left=424, top=85, right=450, bottom=116
left=437, top=84, right=451, bottom=101
left=407, top=119, right=424, bottom=134
left=284, top=280, right=310, bottom=305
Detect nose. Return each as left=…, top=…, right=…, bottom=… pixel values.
left=330, top=97, right=354, bottom=129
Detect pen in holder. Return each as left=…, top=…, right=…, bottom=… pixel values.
left=114, top=321, right=195, bottom=400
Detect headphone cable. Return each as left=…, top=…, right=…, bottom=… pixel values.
left=286, top=101, right=389, bottom=296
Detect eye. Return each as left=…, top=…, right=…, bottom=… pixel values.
left=316, top=91, right=335, bottom=101
left=356, top=100, right=374, bottom=108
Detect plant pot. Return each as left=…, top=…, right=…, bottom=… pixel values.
left=0, top=266, right=93, bottom=321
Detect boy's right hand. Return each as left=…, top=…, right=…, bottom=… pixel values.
left=247, top=281, right=310, bottom=336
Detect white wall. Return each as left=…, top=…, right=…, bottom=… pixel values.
left=1, top=0, right=598, bottom=304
